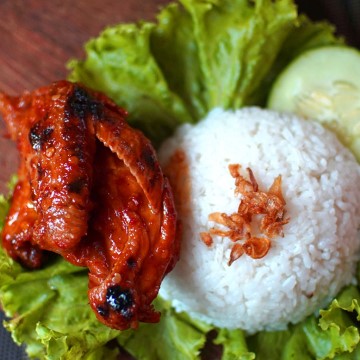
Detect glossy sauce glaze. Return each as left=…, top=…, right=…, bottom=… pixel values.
left=0, top=81, right=179, bottom=330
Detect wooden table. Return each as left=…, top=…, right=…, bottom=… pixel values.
left=0, top=0, right=169, bottom=193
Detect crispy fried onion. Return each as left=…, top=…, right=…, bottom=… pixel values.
left=200, top=164, right=289, bottom=265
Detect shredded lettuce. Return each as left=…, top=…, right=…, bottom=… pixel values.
left=1, top=0, right=355, bottom=359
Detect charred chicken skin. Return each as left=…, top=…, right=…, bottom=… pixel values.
left=0, top=80, right=179, bottom=330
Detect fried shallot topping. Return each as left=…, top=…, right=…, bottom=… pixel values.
left=201, top=164, right=289, bottom=265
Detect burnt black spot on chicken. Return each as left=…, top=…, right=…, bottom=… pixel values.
left=16, top=242, right=43, bottom=269
left=68, top=178, right=86, bottom=194
left=71, top=145, right=85, bottom=161
left=28, top=125, right=44, bottom=151
left=127, top=257, right=137, bottom=268
left=63, top=86, right=99, bottom=162
left=97, top=304, right=109, bottom=318
left=29, top=124, right=54, bottom=151
left=141, top=145, right=156, bottom=171
left=37, top=163, right=44, bottom=178
left=106, top=286, right=134, bottom=319
left=140, top=145, right=160, bottom=189
left=65, top=86, right=103, bottom=121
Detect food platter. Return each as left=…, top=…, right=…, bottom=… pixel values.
left=0, top=1, right=359, bottom=360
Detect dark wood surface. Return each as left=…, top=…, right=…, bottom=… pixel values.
left=0, top=0, right=169, bottom=193
left=0, top=0, right=171, bottom=95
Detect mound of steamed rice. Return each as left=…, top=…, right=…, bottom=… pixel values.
left=158, top=107, right=360, bottom=333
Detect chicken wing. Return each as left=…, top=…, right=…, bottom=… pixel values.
left=0, top=81, right=179, bottom=330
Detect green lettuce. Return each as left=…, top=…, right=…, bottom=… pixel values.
left=245, top=284, right=360, bottom=360
left=116, top=298, right=213, bottom=360
left=0, top=235, right=209, bottom=360
left=2, top=230, right=360, bottom=360
left=0, top=245, right=119, bottom=359
left=1, top=0, right=355, bottom=359
left=68, top=0, right=340, bottom=145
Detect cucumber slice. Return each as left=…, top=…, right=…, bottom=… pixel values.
left=268, top=46, right=360, bottom=161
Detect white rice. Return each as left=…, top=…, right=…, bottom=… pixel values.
left=158, top=107, right=360, bottom=334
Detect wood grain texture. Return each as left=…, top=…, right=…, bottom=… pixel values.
left=0, top=0, right=169, bottom=193
left=0, top=0, right=170, bottom=94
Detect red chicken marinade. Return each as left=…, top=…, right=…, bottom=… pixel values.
left=0, top=80, right=179, bottom=330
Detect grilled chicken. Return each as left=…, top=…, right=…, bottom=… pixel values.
left=0, top=81, right=179, bottom=330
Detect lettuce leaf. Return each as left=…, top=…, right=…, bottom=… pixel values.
left=68, top=0, right=340, bottom=145
left=245, top=284, right=360, bottom=360
left=117, top=298, right=213, bottom=360
left=0, top=183, right=121, bottom=359
left=1, top=0, right=354, bottom=359
left=0, top=245, right=121, bottom=360
left=214, top=329, right=255, bottom=360
left=252, top=15, right=343, bottom=105
left=2, top=192, right=360, bottom=360
left=150, top=0, right=297, bottom=119
left=67, top=20, right=194, bottom=145
left=3, top=238, right=360, bottom=360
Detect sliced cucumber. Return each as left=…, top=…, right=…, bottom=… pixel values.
left=268, top=46, right=360, bottom=161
